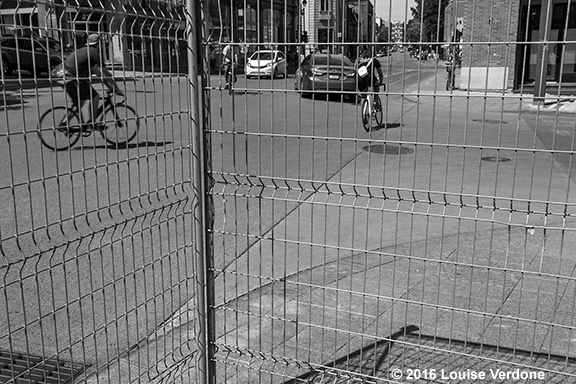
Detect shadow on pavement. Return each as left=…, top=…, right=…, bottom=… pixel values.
left=0, top=92, right=36, bottom=110
left=71, top=141, right=173, bottom=150
left=372, top=122, right=402, bottom=131
left=284, top=326, right=420, bottom=384
left=284, top=326, right=576, bottom=383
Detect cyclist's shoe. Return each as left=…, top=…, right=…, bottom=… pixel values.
left=93, top=122, right=106, bottom=131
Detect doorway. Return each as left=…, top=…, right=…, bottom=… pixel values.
left=517, top=1, right=576, bottom=85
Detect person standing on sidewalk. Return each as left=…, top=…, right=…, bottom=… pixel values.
left=63, top=33, right=123, bottom=128
left=221, top=43, right=238, bottom=89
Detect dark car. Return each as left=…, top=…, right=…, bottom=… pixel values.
left=1, top=35, right=70, bottom=76
left=294, top=54, right=358, bottom=98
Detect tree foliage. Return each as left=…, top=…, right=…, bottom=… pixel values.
left=407, top=0, right=449, bottom=42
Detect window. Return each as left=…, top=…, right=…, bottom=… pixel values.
left=18, top=39, right=32, bottom=50
left=1, top=38, right=16, bottom=48
left=320, top=0, right=330, bottom=12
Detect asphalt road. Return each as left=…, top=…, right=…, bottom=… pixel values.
left=0, top=52, right=440, bottom=369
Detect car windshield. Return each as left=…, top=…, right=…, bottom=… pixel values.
left=309, top=56, right=353, bottom=67
left=251, top=52, right=274, bottom=60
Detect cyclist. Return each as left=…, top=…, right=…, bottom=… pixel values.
left=63, top=33, right=123, bottom=129
left=357, top=49, right=385, bottom=124
left=221, top=43, right=238, bottom=89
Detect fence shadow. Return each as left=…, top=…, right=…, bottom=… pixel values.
left=284, top=325, right=576, bottom=383
left=284, top=325, right=419, bottom=384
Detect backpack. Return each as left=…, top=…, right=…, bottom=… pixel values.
left=357, top=58, right=373, bottom=79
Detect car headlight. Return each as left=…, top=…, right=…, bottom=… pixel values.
left=344, top=71, right=356, bottom=77
left=265, top=62, right=272, bottom=67
left=312, top=69, right=323, bottom=76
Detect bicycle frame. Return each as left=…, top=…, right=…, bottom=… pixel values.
left=68, top=93, right=117, bottom=128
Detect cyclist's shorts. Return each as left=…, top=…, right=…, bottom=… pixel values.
left=65, top=80, right=98, bottom=105
left=358, top=78, right=380, bottom=92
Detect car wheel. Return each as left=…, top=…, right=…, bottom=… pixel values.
left=2, top=59, right=13, bottom=76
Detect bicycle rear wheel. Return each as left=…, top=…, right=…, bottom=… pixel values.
left=374, top=95, right=383, bottom=127
left=361, top=98, right=370, bottom=132
left=101, top=104, right=139, bottom=145
left=38, top=106, right=81, bottom=151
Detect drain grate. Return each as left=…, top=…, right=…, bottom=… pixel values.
left=0, top=350, right=87, bottom=383
left=363, top=144, right=414, bottom=155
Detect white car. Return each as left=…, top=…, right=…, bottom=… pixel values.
left=245, top=50, right=287, bottom=79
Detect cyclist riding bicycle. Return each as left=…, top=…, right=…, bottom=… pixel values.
left=357, top=49, right=385, bottom=125
left=357, top=49, right=384, bottom=95
left=63, top=33, right=123, bottom=129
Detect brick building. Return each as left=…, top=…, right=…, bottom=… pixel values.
left=447, top=0, right=576, bottom=92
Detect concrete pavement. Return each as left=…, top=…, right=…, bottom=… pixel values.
left=85, top=67, right=576, bottom=383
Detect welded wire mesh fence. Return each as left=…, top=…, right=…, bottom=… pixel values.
left=0, top=0, right=199, bottom=382
left=3, top=0, right=576, bottom=383
left=207, top=0, right=576, bottom=383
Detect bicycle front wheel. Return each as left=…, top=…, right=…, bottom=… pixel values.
left=101, top=104, right=139, bottom=145
left=38, top=106, right=81, bottom=151
left=361, top=98, right=370, bottom=132
left=374, top=95, right=383, bottom=128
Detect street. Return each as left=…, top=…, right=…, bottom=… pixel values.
left=3, top=51, right=576, bottom=377
left=0, top=52, right=439, bottom=368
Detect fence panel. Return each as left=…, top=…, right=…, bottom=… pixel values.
left=207, top=0, right=576, bottom=383
left=0, top=0, right=200, bottom=382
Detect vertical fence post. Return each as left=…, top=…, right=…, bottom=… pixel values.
left=187, top=0, right=214, bottom=383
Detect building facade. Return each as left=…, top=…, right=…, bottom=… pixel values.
left=446, top=0, right=576, bottom=92
left=391, top=21, right=404, bottom=43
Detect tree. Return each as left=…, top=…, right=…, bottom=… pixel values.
left=406, top=18, right=421, bottom=43
left=409, top=0, right=449, bottom=43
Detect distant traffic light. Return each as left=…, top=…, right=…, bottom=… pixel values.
left=301, top=31, right=308, bottom=43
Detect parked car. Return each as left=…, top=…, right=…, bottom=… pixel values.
left=294, top=54, right=358, bottom=98
left=245, top=50, right=287, bottom=79
left=1, top=35, right=70, bottom=76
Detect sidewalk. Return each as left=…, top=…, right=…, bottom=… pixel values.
left=85, top=67, right=576, bottom=383
left=405, top=65, right=576, bottom=114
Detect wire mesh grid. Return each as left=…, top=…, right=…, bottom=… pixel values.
left=207, top=0, right=576, bottom=383
left=0, top=0, right=199, bottom=382
left=3, top=0, right=576, bottom=383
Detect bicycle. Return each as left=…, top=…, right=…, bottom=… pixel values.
left=38, top=90, right=139, bottom=151
left=361, top=84, right=384, bottom=132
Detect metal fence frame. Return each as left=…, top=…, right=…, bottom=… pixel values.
left=3, top=0, right=576, bottom=383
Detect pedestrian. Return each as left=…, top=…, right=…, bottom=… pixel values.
left=63, top=33, right=123, bottom=128
left=221, top=43, right=238, bottom=88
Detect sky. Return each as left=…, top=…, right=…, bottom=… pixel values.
left=374, top=0, right=417, bottom=23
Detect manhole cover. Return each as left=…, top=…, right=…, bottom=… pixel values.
left=481, top=156, right=511, bottom=162
left=363, top=145, right=414, bottom=155
left=0, top=350, right=87, bottom=383
left=472, top=118, right=508, bottom=124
